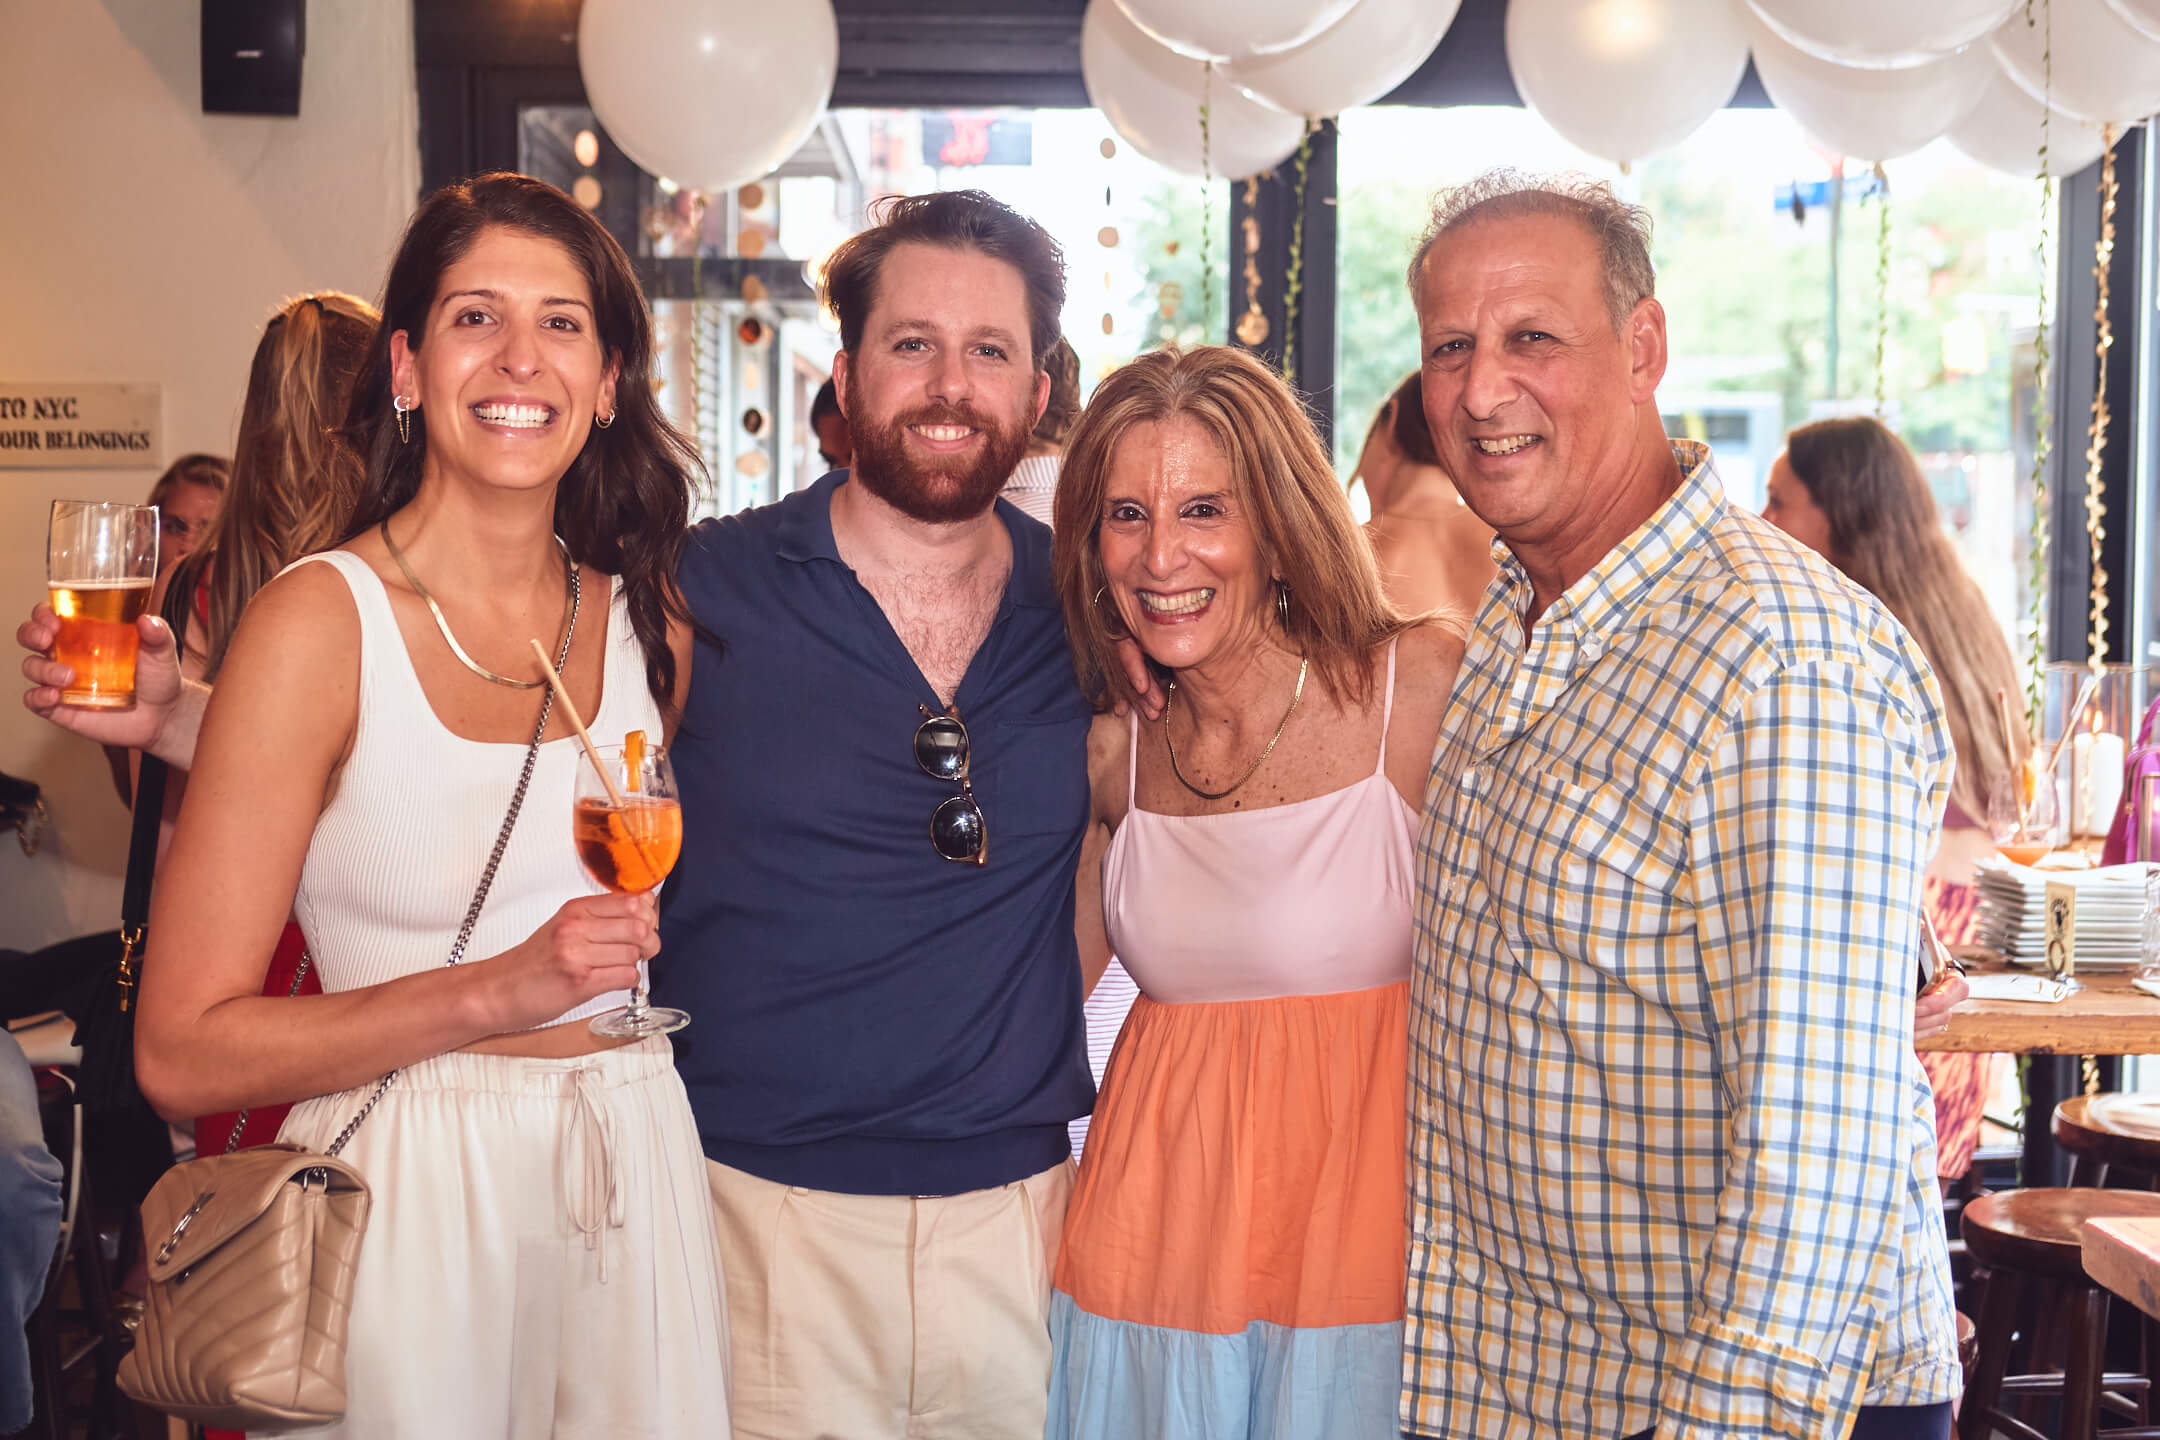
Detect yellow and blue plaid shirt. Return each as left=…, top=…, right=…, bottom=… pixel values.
left=1404, top=442, right=1961, bottom=1439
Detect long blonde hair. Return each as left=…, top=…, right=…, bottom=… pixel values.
left=1785, top=416, right=2032, bottom=819
left=170, top=291, right=376, bottom=679
left=1054, top=346, right=1409, bottom=712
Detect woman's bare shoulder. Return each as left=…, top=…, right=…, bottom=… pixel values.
left=212, top=557, right=364, bottom=705
left=1391, top=619, right=1466, bottom=688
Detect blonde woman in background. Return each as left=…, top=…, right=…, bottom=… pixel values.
left=1763, top=414, right=2026, bottom=1180
left=33, top=292, right=378, bottom=1181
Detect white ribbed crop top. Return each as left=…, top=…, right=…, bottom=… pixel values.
left=288, top=549, right=660, bottom=1027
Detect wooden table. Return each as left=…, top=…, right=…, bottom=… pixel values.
left=2083, top=1215, right=2160, bottom=1322
left=1924, top=954, right=2160, bottom=1186
left=1921, top=957, right=2160, bottom=1056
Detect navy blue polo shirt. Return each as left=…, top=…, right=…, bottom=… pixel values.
left=656, top=472, right=1097, bottom=1196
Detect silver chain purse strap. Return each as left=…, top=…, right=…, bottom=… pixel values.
left=225, top=562, right=581, bottom=1158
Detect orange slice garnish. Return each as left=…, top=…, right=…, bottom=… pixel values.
left=625, top=729, right=646, bottom=794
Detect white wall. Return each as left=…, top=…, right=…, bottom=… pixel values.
left=0, top=0, right=418, bottom=950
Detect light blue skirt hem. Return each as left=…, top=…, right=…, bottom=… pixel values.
left=1046, top=1290, right=1403, bottom=1440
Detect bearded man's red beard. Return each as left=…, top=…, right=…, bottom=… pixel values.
left=846, top=397, right=1031, bottom=525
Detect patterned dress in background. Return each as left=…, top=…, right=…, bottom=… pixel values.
left=1920, top=874, right=1997, bottom=1180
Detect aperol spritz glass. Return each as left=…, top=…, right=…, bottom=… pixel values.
left=574, top=740, right=689, bottom=1038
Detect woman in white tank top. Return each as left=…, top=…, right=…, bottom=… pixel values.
left=131, top=175, right=728, bottom=1437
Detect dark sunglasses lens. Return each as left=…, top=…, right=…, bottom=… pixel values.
left=915, top=716, right=968, bottom=780
left=930, top=794, right=985, bottom=862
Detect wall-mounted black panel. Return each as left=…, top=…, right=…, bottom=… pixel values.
left=203, top=0, right=306, bottom=116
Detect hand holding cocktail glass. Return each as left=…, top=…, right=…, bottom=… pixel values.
left=528, top=639, right=690, bottom=1039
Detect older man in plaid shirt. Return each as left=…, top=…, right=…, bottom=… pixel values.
left=1400, top=171, right=1961, bottom=1440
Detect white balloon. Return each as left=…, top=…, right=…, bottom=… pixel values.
left=1742, top=0, right=2020, bottom=69
left=1113, top=0, right=1358, bottom=61
left=1749, top=18, right=1991, bottom=160
left=2104, top=0, right=2160, bottom=43
left=578, top=0, right=837, bottom=192
left=1082, top=1, right=1307, bottom=178
left=1227, top=0, right=1464, bottom=116
left=1946, top=54, right=2113, bottom=176
left=1992, top=0, right=2160, bottom=126
left=1504, top=0, right=1751, bottom=167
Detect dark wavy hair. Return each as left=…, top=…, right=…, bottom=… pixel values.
left=1033, top=336, right=1082, bottom=448
left=340, top=173, right=707, bottom=711
left=1363, top=371, right=1439, bottom=468
left=820, top=188, right=1067, bottom=367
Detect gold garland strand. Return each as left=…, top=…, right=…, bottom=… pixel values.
left=1281, top=120, right=1319, bottom=387
left=1199, top=63, right=1215, bottom=333
left=1236, top=179, right=1268, bottom=348
left=1281, top=120, right=1321, bottom=385
left=2023, top=0, right=2054, bottom=727
left=685, top=192, right=713, bottom=478
left=1873, top=164, right=1891, bottom=417
left=2085, top=125, right=2119, bottom=678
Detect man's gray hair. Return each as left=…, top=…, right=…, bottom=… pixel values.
left=1405, top=169, right=1657, bottom=334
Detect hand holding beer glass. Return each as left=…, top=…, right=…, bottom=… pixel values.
left=47, top=500, right=158, bottom=710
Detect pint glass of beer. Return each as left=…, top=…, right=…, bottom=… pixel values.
left=47, top=500, right=158, bottom=709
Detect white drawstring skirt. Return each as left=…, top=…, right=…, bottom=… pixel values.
left=264, top=1037, right=731, bottom=1439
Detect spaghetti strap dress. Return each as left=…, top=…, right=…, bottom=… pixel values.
left=1048, top=641, right=1416, bottom=1440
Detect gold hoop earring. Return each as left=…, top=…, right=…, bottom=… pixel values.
left=392, top=394, right=414, bottom=446
left=1276, top=581, right=1292, bottom=631
left=1094, top=585, right=1131, bottom=641
left=595, top=411, right=616, bottom=429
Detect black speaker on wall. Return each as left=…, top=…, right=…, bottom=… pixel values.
left=202, top=0, right=306, bottom=116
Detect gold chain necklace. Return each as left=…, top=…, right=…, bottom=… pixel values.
left=1164, top=657, right=1308, bottom=801
left=380, top=519, right=576, bottom=690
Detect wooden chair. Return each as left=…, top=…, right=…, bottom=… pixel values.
left=2055, top=1095, right=2160, bottom=1189
left=1960, top=1188, right=2160, bottom=1440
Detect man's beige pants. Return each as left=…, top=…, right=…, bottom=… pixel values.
left=706, top=1157, right=1075, bottom=1440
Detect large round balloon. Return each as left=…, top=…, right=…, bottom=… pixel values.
left=1749, top=18, right=1991, bottom=160
left=2104, top=0, right=2160, bottom=43
left=578, top=0, right=837, bottom=192
left=1992, top=0, right=2160, bottom=127
left=1228, top=0, right=1463, bottom=116
left=1504, top=0, right=1751, bottom=167
left=1113, top=0, right=1357, bottom=61
left=1946, top=54, right=2113, bottom=176
left=1083, top=1, right=1307, bottom=178
left=1742, top=0, right=2020, bottom=69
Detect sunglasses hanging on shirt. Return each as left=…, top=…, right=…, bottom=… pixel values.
left=915, top=704, right=988, bottom=866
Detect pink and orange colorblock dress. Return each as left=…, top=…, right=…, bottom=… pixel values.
left=1048, top=648, right=1415, bottom=1440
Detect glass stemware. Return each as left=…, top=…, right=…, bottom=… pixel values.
left=574, top=741, right=690, bottom=1038
left=1986, top=767, right=2059, bottom=869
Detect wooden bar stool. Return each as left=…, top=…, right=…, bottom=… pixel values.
left=1960, top=1188, right=2160, bottom=1440
left=2055, top=1095, right=2160, bottom=1189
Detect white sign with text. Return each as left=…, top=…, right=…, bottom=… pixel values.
left=0, top=383, right=161, bottom=469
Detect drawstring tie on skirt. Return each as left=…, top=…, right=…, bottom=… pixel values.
left=563, top=1063, right=626, bottom=1281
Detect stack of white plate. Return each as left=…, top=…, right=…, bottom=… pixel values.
left=1972, top=859, right=2156, bottom=967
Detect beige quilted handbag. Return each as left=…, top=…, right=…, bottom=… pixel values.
left=117, top=1144, right=370, bottom=1429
